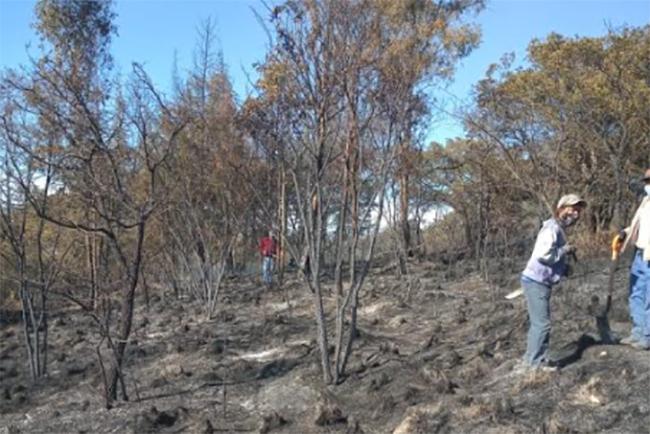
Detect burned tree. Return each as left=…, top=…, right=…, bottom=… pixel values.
left=242, top=0, right=482, bottom=384
left=1, top=0, right=186, bottom=407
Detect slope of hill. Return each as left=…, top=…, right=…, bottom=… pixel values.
left=1, top=256, right=649, bottom=433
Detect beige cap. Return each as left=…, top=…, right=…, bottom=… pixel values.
left=557, top=194, right=587, bottom=210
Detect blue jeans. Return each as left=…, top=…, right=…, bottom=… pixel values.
left=629, top=249, right=650, bottom=345
left=522, top=277, right=552, bottom=367
left=262, top=256, right=274, bottom=285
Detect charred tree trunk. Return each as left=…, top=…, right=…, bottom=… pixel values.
left=400, top=171, right=412, bottom=256
left=334, top=107, right=357, bottom=377
left=86, top=232, right=98, bottom=311
left=106, top=220, right=146, bottom=405
left=312, top=184, right=333, bottom=384
left=399, top=135, right=413, bottom=260
left=278, top=164, right=288, bottom=283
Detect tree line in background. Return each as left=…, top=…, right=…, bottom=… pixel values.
left=426, top=26, right=649, bottom=271
left=0, top=0, right=647, bottom=408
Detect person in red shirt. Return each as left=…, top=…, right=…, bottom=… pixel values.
left=259, top=230, right=278, bottom=287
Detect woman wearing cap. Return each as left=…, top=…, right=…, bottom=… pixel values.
left=613, top=168, right=650, bottom=351
left=520, top=194, right=587, bottom=371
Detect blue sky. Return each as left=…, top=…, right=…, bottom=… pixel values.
left=1, top=0, right=649, bottom=143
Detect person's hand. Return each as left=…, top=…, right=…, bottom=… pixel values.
left=563, top=244, right=576, bottom=256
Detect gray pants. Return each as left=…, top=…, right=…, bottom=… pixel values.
left=522, top=277, right=552, bottom=367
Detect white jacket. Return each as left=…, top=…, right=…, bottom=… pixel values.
left=622, top=196, right=650, bottom=261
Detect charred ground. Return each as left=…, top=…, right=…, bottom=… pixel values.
left=1, top=254, right=649, bottom=434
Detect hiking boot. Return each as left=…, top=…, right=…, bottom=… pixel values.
left=630, top=340, right=650, bottom=351
left=620, top=336, right=639, bottom=346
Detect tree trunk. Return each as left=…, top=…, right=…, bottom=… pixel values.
left=400, top=171, right=412, bottom=257
left=86, top=233, right=97, bottom=310
left=311, top=279, right=333, bottom=384
left=399, top=135, right=413, bottom=259
left=106, top=220, right=146, bottom=404
left=278, top=164, right=287, bottom=282
left=20, top=281, right=36, bottom=380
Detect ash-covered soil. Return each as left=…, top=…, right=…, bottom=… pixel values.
left=1, top=256, right=649, bottom=434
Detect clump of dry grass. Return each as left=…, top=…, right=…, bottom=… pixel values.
left=457, top=401, right=492, bottom=420
left=455, top=395, right=516, bottom=427
left=510, top=370, right=554, bottom=394
left=421, top=365, right=455, bottom=394
left=457, top=356, right=489, bottom=383
left=393, top=403, right=448, bottom=434
left=570, top=376, right=607, bottom=406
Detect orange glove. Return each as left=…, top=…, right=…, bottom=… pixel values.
left=611, top=231, right=625, bottom=261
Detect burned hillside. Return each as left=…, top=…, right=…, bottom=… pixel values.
left=2, top=252, right=649, bottom=433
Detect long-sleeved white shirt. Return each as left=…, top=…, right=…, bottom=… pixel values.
left=623, top=196, right=650, bottom=261
left=522, top=218, right=569, bottom=286
left=531, top=221, right=570, bottom=265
